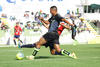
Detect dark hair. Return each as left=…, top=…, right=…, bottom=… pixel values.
left=16, top=22, right=19, bottom=24
left=50, top=6, right=57, bottom=11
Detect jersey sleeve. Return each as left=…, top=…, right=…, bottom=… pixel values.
left=14, top=26, right=16, bottom=32
left=48, top=17, right=52, bottom=23
left=57, top=14, right=64, bottom=22
left=19, top=27, right=22, bottom=32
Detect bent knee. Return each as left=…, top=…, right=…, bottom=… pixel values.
left=50, top=50, right=55, bottom=55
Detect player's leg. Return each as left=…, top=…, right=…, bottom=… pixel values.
left=71, top=25, right=78, bottom=45
left=19, top=39, right=23, bottom=44
left=16, top=35, right=23, bottom=48
left=54, top=44, right=70, bottom=55
left=72, top=32, right=78, bottom=45
left=21, top=42, right=48, bottom=48
left=49, top=40, right=70, bottom=56
left=32, top=37, right=47, bottom=56
left=54, top=44, right=77, bottom=59
left=17, top=35, right=23, bottom=44
left=50, top=36, right=70, bottom=56
left=13, top=35, right=17, bottom=46
left=48, top=43, right=62, bottom=55
left=51, top=35, right=77, bottom=58
left=26, top=37, right=47, bottom=60
left=47, top=33, right=66, bottom=55
left=50, top=47, right=63, bottom=55
left=71, top=26, right=76, bottom=40
left=72, top=32, right=76, bottom=40
left=21, top=43, right=36, bottom=48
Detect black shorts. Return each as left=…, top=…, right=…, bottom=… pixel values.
left=43, top=32, right=59, bottom=50
left=14, top=35, right=20, bottom=38
left=43, top=42, right=55, bottom=50
left=43, top=32, right=59, bottom=44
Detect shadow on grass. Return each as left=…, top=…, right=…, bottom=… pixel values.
left=35, top=55, right=70, bottom=59
left=35, top=56, right=52, bottom=59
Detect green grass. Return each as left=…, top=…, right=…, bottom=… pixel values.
left=0, top=44, right=100, bottom=67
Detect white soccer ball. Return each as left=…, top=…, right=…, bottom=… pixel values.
left=16, top=52, right=24, bottom=60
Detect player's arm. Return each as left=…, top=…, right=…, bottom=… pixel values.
left=19, top=27, right=22, bottom=34
left=60, top=23, right=71, bottom=30
left=61, top=19, right=74, bottom=26
left=41, top=21, right=49, bottom=29
left=39, top=17, right=50, bottom=24
left=14, top=27, right=16, bottom=33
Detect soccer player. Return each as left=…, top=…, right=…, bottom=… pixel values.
left=13, top=22, right=23, bottom=47
left=71, top=20, right=78, bottom=45
left=26, top=6, right=77, bottom=60
left=20, top=22, right=70, bottom=48
left=41, top=19, right=77, bottom=45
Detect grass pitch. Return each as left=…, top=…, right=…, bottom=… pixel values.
left=0, top=44, right=100, bottom=67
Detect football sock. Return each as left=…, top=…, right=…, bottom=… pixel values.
left=61, top=49, right=70, bottom=56
left=21, top=43, right=36, bottom=48
left=19, top=40, right=23, bottom=44
left=14, top=40, right=17, bottom=45
left=54, top=51, right=63, bottom=55
left=32, top=47, right=40, bottom=56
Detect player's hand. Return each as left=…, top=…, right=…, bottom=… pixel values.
left=39, top=17, right=44, bottom=21
left=71, top=24, right=74, bottom=27
left=60, top=22, right=65, bottom=26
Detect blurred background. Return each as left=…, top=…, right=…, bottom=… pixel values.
left=0, top=0, right=100, bottom=46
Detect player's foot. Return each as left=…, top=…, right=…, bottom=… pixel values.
left=18, top=44, right=21, bottom=48
left=69, top=52, right=77, bottom=59
left=26, top=55, right=35, bottom=60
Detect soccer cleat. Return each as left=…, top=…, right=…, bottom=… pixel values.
left=18, top=44, right=21, bottom=48
left=18, top=41, right=21, bottom=48
left=26, top=55, right=35, bottom=60
left=61, top=50, right=70, bottom=56
left=69, top=52, right=77, bottom=59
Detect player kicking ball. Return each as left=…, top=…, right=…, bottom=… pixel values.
left=26, top=6, right=77, bottom=60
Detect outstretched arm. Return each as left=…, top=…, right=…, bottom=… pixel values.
left=39, top=17, right=50, bottom=29
left=41, top=20, right=49, bottom=29
left=39, top=17, right=50, bottom=24
left=61, top=19, right=74, bottom=26
left=60, top=23, right=71, bottom=30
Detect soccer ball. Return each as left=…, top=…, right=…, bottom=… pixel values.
left=16, top=52, right=24, bottom=60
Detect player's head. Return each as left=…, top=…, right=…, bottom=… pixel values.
left=50, top=6, right=57, bottom=15
left=16, top=22, right=19, bottom=26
